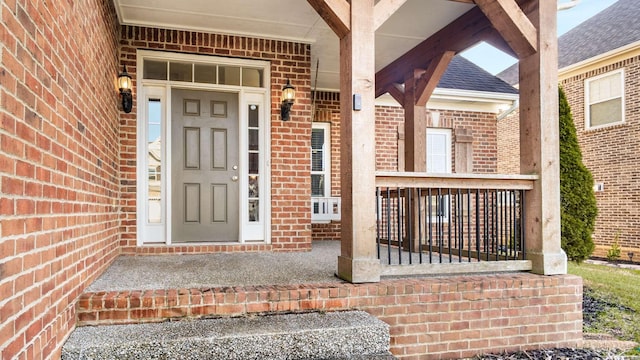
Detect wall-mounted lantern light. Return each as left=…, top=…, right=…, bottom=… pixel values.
left=118, top=65, right=133, bottom=113
left=280, top=79, right=295, bottom=121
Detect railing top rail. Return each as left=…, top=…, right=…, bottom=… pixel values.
left=375, top=172, right=538, bottom=190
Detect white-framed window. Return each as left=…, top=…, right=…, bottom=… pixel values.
left=427, top=128, right=452, bottom=221
left=311, top=122, right=340, bottom=222
left=311, top=123, right=331, bottom=197
left=585, top=69, right=625, bottom=129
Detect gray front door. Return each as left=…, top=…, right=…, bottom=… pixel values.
left=171, top=89, right=239, bottom=242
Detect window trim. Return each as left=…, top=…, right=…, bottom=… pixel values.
left=584, top=69, right=625, bottom=130
left=426, top=128, right=452, bottom=222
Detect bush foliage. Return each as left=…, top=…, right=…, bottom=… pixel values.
left=559, top=86, right=598, bottom=262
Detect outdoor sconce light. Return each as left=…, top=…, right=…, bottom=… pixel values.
left=280, top=79, right=295, bottom=121
left=118, top=65, right=133, bottom=113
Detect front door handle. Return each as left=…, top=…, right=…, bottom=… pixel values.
left=231, top=176, right=239, bottom=182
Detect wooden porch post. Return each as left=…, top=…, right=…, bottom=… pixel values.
left=336, top=0, right=380, bottom=283
left=403, top=70, right=427, bottom=173
left=518, top=0, right=567, bottom=275
left=307, top=0, right=408, bottom=283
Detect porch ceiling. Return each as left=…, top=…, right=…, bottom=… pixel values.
left=113, top=0, right=474, bottom=91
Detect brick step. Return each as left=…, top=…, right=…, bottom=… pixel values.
left=62, top=311, right=392, bottom=360
left=76, top=284, right=362, bottom=326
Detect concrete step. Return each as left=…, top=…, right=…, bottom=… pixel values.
left=62, top=310, right=392, bottom=360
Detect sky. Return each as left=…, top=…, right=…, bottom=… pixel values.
left=461, top=0, right=619, bottom=75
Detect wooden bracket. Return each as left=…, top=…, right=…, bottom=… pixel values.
left=307, top=0, right=351, bottom=38
left=414, top=51, right=455, bottom=106
left=474, top=0, right=537, bottom=58
left=373, top=0, right=408, bottom=30
left=387, top=83, right=405, bottom=105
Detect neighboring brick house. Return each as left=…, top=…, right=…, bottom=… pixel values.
left=497, top=0, right=640, bottom=261
left=1, top=1, right=580, bottom=359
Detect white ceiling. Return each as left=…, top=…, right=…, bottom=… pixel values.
left=113, top=0, right=475, bottom=91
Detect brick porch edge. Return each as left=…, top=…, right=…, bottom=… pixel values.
left=76, top=273, right=582, bottom=359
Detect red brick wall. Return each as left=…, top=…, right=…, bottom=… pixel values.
left=0, top=1, right=120, bottom=359
left=497, top=112, right=521, bottom=174
left=312, top=92, right=499, bottom=240
left=76, top=273, right=583, bottom=360
left=497, top=57, right=640, bottom=260
left=118, top=26, right=313, bottom=253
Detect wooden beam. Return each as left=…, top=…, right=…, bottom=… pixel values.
left=373, top=0, right=408, bottom=30
left=307, top=0, right=351, bottom=38
left=414, top=51, right=455, bottom=106
left=375, top=7, right=495, bottom=97
left=474, top=0, right=537, bottom=58
left=387, top=83, right=404, bottom=105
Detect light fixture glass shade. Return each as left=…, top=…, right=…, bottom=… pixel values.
left=118, top=66, right=132, bottom=92
left=281, top=79, right=295, bottom=102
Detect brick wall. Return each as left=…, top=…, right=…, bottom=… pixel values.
left=118, top=26, right=313, bottom=253
left=0, top=0, right=120, bottom=359
left=497, top=56, right=640, bottom=260
left=312, top=92, right=499, bottom=240
left=497, top=112, right=520, bottom=174
left=76, top=273, right=583, bottom=360
left=561, top=56, right=640, bottom=258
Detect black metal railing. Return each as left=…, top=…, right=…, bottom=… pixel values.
left=375, top=173, right=535, bottom=267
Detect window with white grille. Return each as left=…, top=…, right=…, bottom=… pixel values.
left=311, top=122, right=340, bottom=222
left=585, top=70, right=624, bottom=129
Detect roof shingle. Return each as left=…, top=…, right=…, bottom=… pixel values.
left=497, top=0, right=640, bottom=85
left=439, top=55, right=518, bottom=94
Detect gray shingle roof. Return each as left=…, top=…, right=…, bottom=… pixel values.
left=439, top=55, right=518, bottom=94
left=497, top=0, right=640, bottom=85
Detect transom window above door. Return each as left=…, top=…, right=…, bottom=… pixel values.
left=143, top=59, right=264, bottom=87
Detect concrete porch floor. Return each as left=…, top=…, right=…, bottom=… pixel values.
left=87, top=240, right=344, bottom=292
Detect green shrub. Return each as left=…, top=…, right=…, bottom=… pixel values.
left=559, top=86, right=597, bottom=263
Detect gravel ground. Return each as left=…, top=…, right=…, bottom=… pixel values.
left=472, top=287, right=639, bottom=359
left=473, top=348, right=630, bottom=359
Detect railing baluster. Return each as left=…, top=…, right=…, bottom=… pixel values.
left=475, top=188, right=480, bottom=262
left=484, top=189, right=489, bottom=261
left=457, top=188, right=462, bottom=262
left=467, top=188, right=471, bottom=263
left=417, top=188, right=423, bottom=264
left=428, top=188, right=433, bottom=264
left=397, top=187, right=402, bottom=265
left=438, top=188, right=443, bottom=264
left=448, top=188, right=452, bottom=263
left=407, top=189, right=413, bottom=265
left=386, top=188, right=391, bottom=265
left=510, top=190, right=515, bottom=260
left=376, top=187, right=380, bottom=259
left=521, top=190, right=526, bottom=260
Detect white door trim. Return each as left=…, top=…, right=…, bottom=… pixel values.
left=135, top=50, right=271, bottom=246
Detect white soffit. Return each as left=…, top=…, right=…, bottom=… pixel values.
left=113, top=0, right=474, bottom=90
